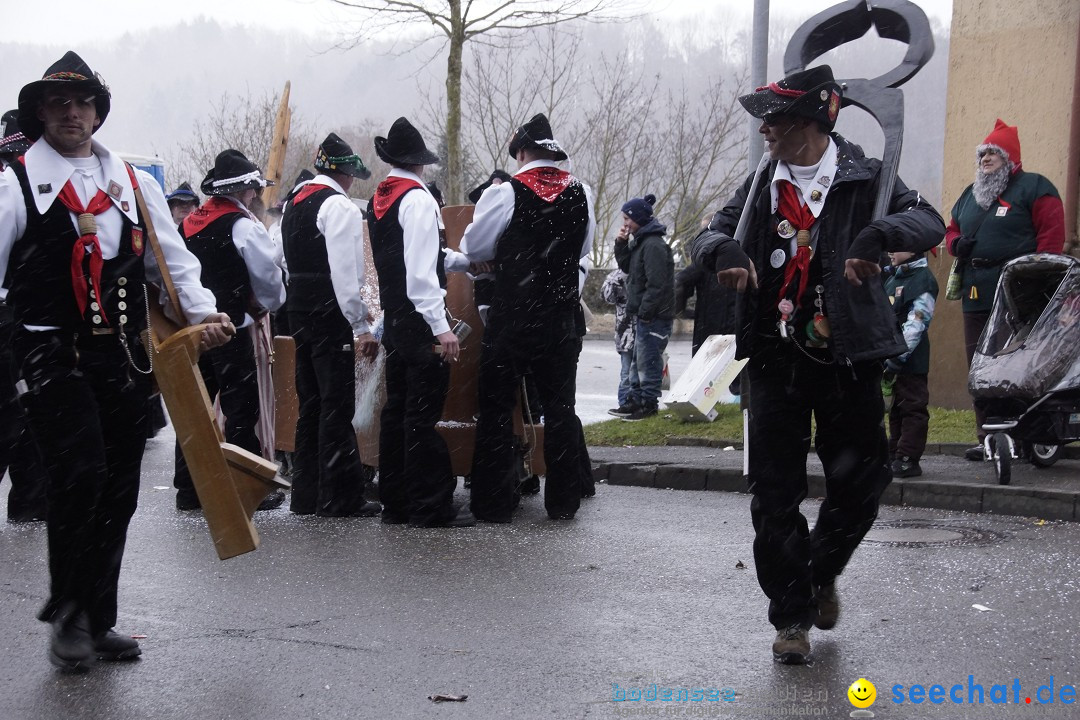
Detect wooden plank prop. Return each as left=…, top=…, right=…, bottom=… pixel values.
left=135, top=186, right=287, bottom=561
left=260, top=80, right=292, bottom=210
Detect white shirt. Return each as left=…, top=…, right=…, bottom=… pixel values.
left=0, top=137, right=217, bottom=325
left=282, top=174, right=372, bottom=335
left=770, top=137, right=838, bottom=218
left=387, top=168, right=450, bottom=336
left=459, top=159, right=596, bottom=267
left=212, top=196, right=286, bottom=328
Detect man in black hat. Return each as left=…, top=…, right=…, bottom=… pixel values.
left=0, top=109, right=49, bottom=524
left=173, top=149, right=287, bottom=512
left=467, top=169, right=513, bottom=205
left=459, top=112, right=595, bottom=522
left=0, top=51, right=235, bottom=671
left=368, top=117, right=473, bottom=528
left=690, top=65, right=944, bottom=664
left=165, top=181, right=199, bottom=226
left=280, top=132, right=381, bottom=518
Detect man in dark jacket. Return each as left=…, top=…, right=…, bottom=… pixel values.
left=614, top=193, right=674, bottom=420
left=691, top=65, right=944, bottom=665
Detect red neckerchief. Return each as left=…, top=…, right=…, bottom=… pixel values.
left=181, top=196, right=241, bottom=237
left=292, top=182, right=332, bottom=206
left=372, top=177, right=422, bottom=220
left=775, top=181, right=817, bottom=318
left=515, top=166, right=573, bottom=203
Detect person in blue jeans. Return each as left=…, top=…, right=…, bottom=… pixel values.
left=614, top=194, right=674, bottom=420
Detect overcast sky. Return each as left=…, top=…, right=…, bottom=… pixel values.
left=11, top=0, right=952, bottom=46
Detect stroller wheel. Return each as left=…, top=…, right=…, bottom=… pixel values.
left=1026, top=442, right=1062, bottom=468
left=990, top=433, right=1012, bottom=485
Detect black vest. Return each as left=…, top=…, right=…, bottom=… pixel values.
left=367, top=188, right=446, bottom=341
left=180, top=208, right=250, bottom=326
left=281, top=185, right=346, bottom=322
left=6, top=160, right=147, bottom=332
left=490, top=178, right=589, bottom=327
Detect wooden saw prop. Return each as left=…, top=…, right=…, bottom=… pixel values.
left=135, top=187, right=288, bottom=561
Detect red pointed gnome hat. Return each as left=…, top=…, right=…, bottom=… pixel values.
left=979, top=118, right=1021, bottom=171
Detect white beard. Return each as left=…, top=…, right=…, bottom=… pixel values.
left=972, top=165, right=1010, bottom=209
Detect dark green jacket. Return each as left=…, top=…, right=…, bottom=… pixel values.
left=615, top=217, right=674, bottom=321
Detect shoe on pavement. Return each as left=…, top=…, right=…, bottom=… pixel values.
left=813, top=583, right=840, bottom=630
left=175, top=492, right=201, bottom=511
left=607, top=404, right=636, bottom=418
left=410, top=505, right=476, bottom=528
left=93, top=630, right=142, bottom=661
left=49, top=609, right=94, bottom=673
left=622, top=406, right=658, bottom=421
left=256, top=490, right=287, bottom=512
left=519, top=474, right=541, bottom=495
left=772, top=625, right=811, bottom=665
left=964, top=444, right=985, bottom=461
left=891, top=456, right=922, bottom=478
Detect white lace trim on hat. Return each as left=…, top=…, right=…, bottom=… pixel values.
left=212, top=170, right=263, bottom=187
left=535, top=138, right=564, bottom=152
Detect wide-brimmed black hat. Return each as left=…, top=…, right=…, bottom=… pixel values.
left=17, top=51, right=111, bottom=142
left=200, top=149, right=273, bottom=196
left=315, top=132, right=370, bottom=179
left=165, top=181, right=199, bottom=206
left=507, top=113, right=567, bottom=161
left=738, top=65, right=842, bottom=130
left=0, top=110, right=30, bottom=157
left=467, top=169, right=513, bottom=204
left=374, top=117, right=439, bottom=167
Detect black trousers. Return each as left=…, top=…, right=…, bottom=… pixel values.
left=470, top=312, right=584, bottom=520
left=378, top=326, right=456, bottom=524
left=745, top=341, right=891, bottom=629
left=888, top=373, right=930, bottom=460
left=0, top=304, right=48, bottom=520
left=289, top=313, right=366, bottom=516
left=174, top=329, right=261, bottom=499
left=14, top=329, right=151, bottom=635
left=963, top=310, right=992, bottom=440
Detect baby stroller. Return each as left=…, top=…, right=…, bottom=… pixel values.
left=968, top=253, right=1080, bottom=484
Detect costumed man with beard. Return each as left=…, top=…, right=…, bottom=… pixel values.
left=0, top=109, right=49, bottom=523
left=945, top=119, right=1065, bottom=461
left=174, top=149, right=287, bottom=512
left=0, top=51, right=235, bottom=671
left=459, top=113, right=596, bottom=523
left=368, top=117, right=474, bottom=528
left=281, top=132, right=381, bottom=518
left=690, top=66, right=944, bottom=664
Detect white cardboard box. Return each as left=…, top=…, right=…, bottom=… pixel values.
left=664, top=334, right=746, bottom=422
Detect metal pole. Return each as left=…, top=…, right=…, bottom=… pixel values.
left=748, top=0, right=770, bottom=172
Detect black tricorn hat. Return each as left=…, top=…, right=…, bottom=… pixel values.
left=200, top=149, right=273, bottom=196
left=467, top=169, right=513, bottom=204
left=315, top=132, right=370, bottom=179
left=507, top=113, right=567, bottom=161
left=738, top=65, right=843, bottom=130
left=165, top=181, right=199, bottom=205
left=0, top=109, right=31, bottom=157
left=374, top=117, right=439, bottom=167
left=17, top=51, right=111, bottom=142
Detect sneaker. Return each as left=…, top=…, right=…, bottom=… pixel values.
left=772, top=625, right=811, bottom=665
left=964, top=444, right=985, bottom=461
left=622, top=406, right=658, bottom=422
left=93, top=630, right=142, bottom=661
left=891, top=456, right=922, bottom=478
left=519, top=475, right=541, bottom=495
left=607, top=404, right=636, bottom=418
left=813, top=583, right=840, bottom=630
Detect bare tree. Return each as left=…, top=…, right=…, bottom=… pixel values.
left=327, top=0, right=628, bottom=205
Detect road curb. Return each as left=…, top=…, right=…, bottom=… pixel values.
left=592, top=462, right=1080, bottom=522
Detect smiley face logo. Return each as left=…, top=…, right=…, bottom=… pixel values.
left=848, top=678, right=876, bottom=708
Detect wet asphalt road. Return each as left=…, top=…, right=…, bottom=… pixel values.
left=2, top=425, right=1079, bottom=719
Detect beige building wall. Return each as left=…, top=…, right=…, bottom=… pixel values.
left=929, top=0, right=1080, bottom=410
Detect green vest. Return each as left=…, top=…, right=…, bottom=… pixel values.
left=885, top=264, right=937, bottom=375
left=951, top=170, right=1060, bottom=313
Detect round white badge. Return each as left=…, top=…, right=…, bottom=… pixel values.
left=770, top=248, right=786, bottom=268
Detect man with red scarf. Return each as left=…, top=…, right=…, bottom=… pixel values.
left=0, top=51, right=234, bottom=671
left=459, top=113, right=596, bottom=523
left=691, top=66, right=944, bottom=664
left=367, top=117, right=474, bottom=528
